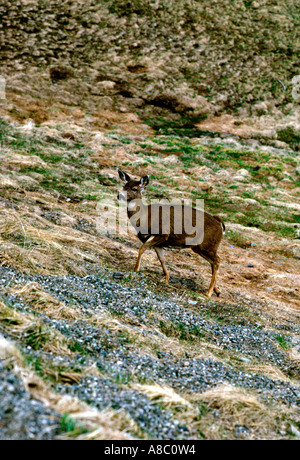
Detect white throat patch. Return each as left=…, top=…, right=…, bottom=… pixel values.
left=127, top=201, right=137, bottom=211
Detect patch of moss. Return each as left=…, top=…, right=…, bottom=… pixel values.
left=145, top=115, right=209, bottom=138
left=277, top=127, right=300, bottom=150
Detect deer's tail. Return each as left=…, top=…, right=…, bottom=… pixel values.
left=213, top=215, right=226, bottom=234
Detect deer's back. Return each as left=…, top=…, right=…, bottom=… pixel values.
left=136, top=204, right=223, bottom=248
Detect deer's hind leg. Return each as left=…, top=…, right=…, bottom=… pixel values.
left=155, top=247, right=169, bottom=283
left=192, top=246, right=220, bottom=297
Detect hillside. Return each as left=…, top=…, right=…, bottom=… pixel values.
left=0, top=0, right=299, bottom=440
left=1, top=0, right=300, bottom=134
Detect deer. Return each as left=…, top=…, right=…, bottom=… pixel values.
left=117, top=169, right=225, bottom=297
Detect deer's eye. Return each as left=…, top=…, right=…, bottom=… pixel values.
left=132, top=188, right=138, bottom=192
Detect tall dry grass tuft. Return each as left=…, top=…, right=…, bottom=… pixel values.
left=188, top=384, right=280, bottom=439
left=132, top=383, right=192, bottom=411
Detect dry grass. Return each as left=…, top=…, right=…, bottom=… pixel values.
left=244, top=363, right=293, bottom=383
left=89, top=307, right=222, bottom=363
left=187, top=384, right=283, bottom=439
left=89, top=308, right=187, bottom=359
left=132, top=382, right=192, bottom=410
left=9, top=282, right=80, bottom=321
left=131, top=382, right=202, bottom=438
left=0, top=301, right=72, bottom=356
left=1, top=152, right=48, bottom=169
left=74, top=408, right=146, bottom=440
left=130, top=382, right=299, bottom=439
left=192, top=383, right=265, bottom=411
left=0, top=206, right=112, bottom=275
left=0, top=334, right=141, bottom=440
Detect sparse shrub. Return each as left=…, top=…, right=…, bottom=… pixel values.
left=277, top=127, right=300, bottom=150
left=226, top=230, right=252, bottom=249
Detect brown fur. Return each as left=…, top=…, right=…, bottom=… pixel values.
left=117, top=170, right=224, bottom=297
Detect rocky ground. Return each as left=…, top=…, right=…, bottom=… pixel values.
left=0, top=262, right=299, bottom=439
left=0, top=0, right=299, bottom=441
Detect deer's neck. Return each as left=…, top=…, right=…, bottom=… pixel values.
left=127, top=199, right=148, bottom=233
left=127, top=198, right=147, bottom=216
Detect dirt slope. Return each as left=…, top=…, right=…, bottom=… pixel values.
left=1, top=0, right=299, bottom=123
left=0, top=0, right=299, bottom=440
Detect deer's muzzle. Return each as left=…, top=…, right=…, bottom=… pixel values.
left=117, top=191, right=127, bottom=201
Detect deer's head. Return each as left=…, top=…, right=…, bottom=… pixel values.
left=117, top=169, right=149, bottom=203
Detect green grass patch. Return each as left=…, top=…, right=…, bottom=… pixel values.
left=145, top=115, right=209, bottom=138
left=277, top=126, right=300, bottom=150
left=0, top=118, right=92, bottom=166
left=274, top=334, right=290, bottom=350
left=59, top=414, right=89, bottom=437
left=225, top=230, right=252, bottom=249
left=159, top=319, right=206, bottom=343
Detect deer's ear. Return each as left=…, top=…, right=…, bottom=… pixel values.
left=117, top=168, right=131, bottom=184
left=140, top=175, right=149, bottom=187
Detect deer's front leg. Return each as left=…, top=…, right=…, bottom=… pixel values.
left=134, top=244, right=145, bottom=272
left=134, top=235, right=169, bottom=273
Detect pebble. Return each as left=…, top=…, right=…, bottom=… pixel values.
left=113, top=272, right=124, bottom=280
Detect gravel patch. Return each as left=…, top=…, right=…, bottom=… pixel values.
left=56, top=376, right=190, bottom=440
left=2, top=266, right=297, bottom=371
left=0, top=264, right=299, bottom=439
left=0, top=362, right=61, bottom=440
